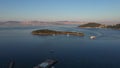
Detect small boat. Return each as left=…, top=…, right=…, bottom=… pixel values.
left=33, top=59, right=57, bottom=68
left=90, top=36, right=96, bottom=39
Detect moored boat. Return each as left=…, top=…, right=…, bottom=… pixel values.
left=33, top=59, right=57, bottom=68
left=90, top=36, right=96, bottom=39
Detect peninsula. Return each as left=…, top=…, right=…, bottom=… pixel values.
left=32, top=29, right=84, bottom=36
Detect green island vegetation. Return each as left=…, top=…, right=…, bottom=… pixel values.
left=79, top=22, right=104, bottom=28
left=79, top=22, right=120, bottom=29
left=32, top=29, right=84, bottom=36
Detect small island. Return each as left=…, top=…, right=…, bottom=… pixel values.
left=79, top=22, right=105, bottom=28
left=32, top=29, right=84, bottom=36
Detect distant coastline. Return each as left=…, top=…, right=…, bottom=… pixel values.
left=79, top=22, right=120, bottom=29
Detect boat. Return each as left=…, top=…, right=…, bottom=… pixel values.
left=33, top=59, right=57, bottom=68
left=90, top=36, right=96, bottom=39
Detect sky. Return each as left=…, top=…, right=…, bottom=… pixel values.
left=0, top=0, right=120, bottom=23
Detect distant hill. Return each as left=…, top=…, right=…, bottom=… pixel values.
left=56, top=21, right=85, bottom=24
left=0, top=21, right=85, bottom=27
left=0, top=21, right=22, bottom=26
left=0, top=21, right=64, bottom=26
left=79, top=22, right=104, bottom=28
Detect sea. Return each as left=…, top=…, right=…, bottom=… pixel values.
left=0, top=25, right=120, bottom=68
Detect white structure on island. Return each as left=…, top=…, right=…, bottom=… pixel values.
left=67, top=33, right=70, bottom=37
left=52, top=34, right=55, bottom=36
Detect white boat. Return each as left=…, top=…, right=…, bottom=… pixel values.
left=33, top=59, right=57, bottom=68
left=90, top=36, right=96, bottom=39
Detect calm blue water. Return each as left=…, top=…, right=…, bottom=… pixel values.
left=0, top=25, right=120, bottom=68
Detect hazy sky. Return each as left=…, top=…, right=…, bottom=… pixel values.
left=0, top=0, right=120, bottom=23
